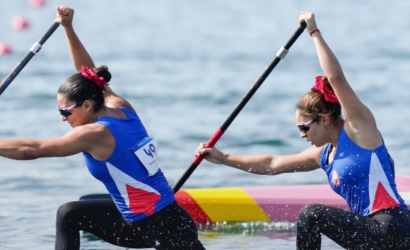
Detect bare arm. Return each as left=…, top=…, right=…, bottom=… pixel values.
left=56, top=6, right=94, bottom=71
left=299, top=12, right=382, bottom=149
left=0, top=124, right=114, bottom=161
left=56, top=6, right=135, bottom=112
left=196, top=144, right=322, bottom=175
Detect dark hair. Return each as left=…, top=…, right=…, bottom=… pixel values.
left=296, top=77, right=341, bottom=121
left=58, top=65, right=111, bottom=112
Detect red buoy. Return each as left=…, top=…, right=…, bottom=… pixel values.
left=30, top=0, right=46, bottom=8
left=0, top=43, right=12, bottom=55
left=12, top=16, right=29, bottom=30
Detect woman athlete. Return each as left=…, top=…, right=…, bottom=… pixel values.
left=0, top=6, right=204, bottom=250
left=196, top=12, right=410, bottom=250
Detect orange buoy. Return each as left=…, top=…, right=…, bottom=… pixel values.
left=0, top=43, right=12, bottom=55
left=30, top=0, right=46, bottom=8
left=12, top=16, right=29, bottom=30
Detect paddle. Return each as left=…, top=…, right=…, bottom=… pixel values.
left=173, top=21, right=307, bottom=193
left=0, top=21, right=60, bottom=96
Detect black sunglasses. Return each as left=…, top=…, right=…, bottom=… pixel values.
left=296, top=119, right=315, bottom=133
left=57, top=102, right=83, bottom=117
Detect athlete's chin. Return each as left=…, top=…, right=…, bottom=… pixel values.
left=308, top=140, right=325, bottom=147
left=314, top=142, right=326, bottom=147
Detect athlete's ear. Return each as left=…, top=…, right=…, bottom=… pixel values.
left=83, top=100, right=93, bottom=114
left=321, top=114, right=331, bottom=127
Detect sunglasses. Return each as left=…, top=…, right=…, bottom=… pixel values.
left=57, top=102, right=83, bottom=117
left=297, top=119, right=315, bottom=133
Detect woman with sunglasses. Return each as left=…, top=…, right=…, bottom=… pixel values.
left=196, top=12, right=410, bottom=249
left=0, top=6, right=204, bottom=250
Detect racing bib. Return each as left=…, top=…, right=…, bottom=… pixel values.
left=132, top=137, right=159, bottom=176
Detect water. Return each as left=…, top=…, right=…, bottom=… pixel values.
left=1, top=0, right=410, bottom=249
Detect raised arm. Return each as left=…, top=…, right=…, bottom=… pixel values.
left=299, top=12, right=382, bottom=149
left=195, top=144, right=322, bottom=175
left=56, top=6, right=135, bottom=112
left=56, top=6, right=94, bottom=71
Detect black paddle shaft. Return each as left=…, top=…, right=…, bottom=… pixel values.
left=0, top=22, right=60, bottom=96
left=173, top=21, right=307, bottom=193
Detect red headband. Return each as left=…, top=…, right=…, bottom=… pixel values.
left=311, top=76, right=339, bottom=104
left=81, top=66, right=109, bottom=90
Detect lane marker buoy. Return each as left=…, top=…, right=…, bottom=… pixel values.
left=0, top=43, right=12, bottom=55
left=30, top=0, right=46, bottom=8
left=12, top=16, right=29, bottom=30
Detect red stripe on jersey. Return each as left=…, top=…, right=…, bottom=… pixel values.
left=126, top=184, right=161, bottom=216
left=371, top=181, right=400, bottom=214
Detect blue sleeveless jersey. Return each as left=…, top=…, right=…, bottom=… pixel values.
left=319, top=128, right=408, bottom=216
left=83, top=107, right=175, bottom=223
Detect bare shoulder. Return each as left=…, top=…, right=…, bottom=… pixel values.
left=62, top=123, right=115, bottom=159
left=64, top=123, right=113, bottom=142
left=103, top=88, right=135, bottom=112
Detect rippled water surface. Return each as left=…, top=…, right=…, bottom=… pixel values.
left=2, top=0, right=410, bottom=249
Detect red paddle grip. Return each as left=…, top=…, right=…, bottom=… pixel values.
left=193, top=127, right=224, bottom=165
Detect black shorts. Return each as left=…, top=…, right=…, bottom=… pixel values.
left=297, top=204, right=410, bottom=250
left=55, top=199, right=205, bottom=250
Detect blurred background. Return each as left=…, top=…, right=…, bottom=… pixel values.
left=1, top=0, right=410, bottom=249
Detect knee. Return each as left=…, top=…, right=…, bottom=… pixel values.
left=298, top=203, right=323, bottom=223
left=56, top=201, right=80, bottom=224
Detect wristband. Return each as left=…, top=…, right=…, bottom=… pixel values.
left=310, top=29, right=321, bottom=36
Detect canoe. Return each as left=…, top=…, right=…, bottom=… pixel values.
left=80, top=175, right=410, bottom=224
left=175, top=175, right=410, bottom=223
